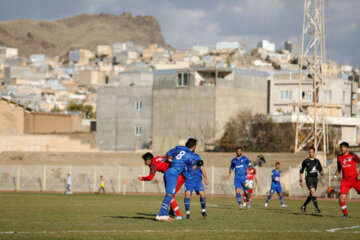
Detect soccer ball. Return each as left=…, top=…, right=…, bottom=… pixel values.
left=245, top=180, right=254, bottom=190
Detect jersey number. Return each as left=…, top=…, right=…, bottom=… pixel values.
left=176, top=151, right=186, bottom=160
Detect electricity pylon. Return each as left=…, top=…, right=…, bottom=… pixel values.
left=295, top=0, right=327, bottom=161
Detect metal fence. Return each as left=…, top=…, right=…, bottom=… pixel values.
left=0, top=165, right=358, bottom=198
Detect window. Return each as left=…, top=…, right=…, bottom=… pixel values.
left=302, top=91, right=312, bottom=101
left=323, top=90, right=332, bottom=101
left=135, top=125, right=142, bottom=136
left=177, top=72, right=189, bottom=87
left=135, top=100, right=142, bottom=111
left=280, top=90, right=292, bottom=101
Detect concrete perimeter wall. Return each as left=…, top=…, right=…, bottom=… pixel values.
left=0, top=164, right=357, bottom=198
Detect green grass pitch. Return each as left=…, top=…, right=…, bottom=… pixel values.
left=0, top=192, right=359, bottom=239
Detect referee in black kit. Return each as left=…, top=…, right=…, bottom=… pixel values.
left=299, top=146, right=325, bottom=213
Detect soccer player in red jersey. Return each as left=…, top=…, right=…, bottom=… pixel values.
left=243, top=166, right=257, bottom=207
left=138, top=152, right=185, bottom=219
left=331, top=142, right=360, bottom=217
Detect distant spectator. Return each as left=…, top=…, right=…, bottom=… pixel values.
left=64, top=173, right=72, bottom=194
left=256, top=154, right=266, bottom=167
left=98, top=176, right=106, bottom=194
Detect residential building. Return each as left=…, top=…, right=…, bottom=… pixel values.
left=191, top=46, right=209, bottom=55
left=268, top=70, right=360, bottom=145
left=216, top=41, right=240, bottom=51
left=68, top=49, right=95, bottom=66
left=24, top=112, right=82, bottom=134
left=284, top=41, right=301, bottom=56
left=96, top=45, right=112, bottom=58
left=96, top=82, right=153, bottom=151
left=96, top=67, right=269, bottom=152
left=0, top=97, right=30, bottom=134
left=257, top=40, right=276, bottom=52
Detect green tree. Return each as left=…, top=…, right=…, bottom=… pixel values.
left=66, top=102, right=83, bottom=112
left=83, top=105, right=94, bottom=119
left=66, top=102, right=96, bottom=119
left=220, top=111, right=295, bottom=152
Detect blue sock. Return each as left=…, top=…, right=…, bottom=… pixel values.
left=266, top=195, right=271, bottom=203
left=200, top=197, right=206, bottom=212
left=158, top=195, right=173, bottom=216
left=236, top=193, right=242, bottom=205
left=280, top=196, right=284, bottom=205
left=184, top=197, right=190, bottom=213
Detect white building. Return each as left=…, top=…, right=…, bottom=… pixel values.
left=96, top=45, right=112, bottom=58
left=192, top=46, right=209, bottom=55
left=4, top=47, right=18, bottom=58
left=257, top=40, right=276, bottom=52
left=216, top=41, right=240, bottom=51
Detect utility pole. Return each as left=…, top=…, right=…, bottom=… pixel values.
left=295, top=0, right=327, bottom=165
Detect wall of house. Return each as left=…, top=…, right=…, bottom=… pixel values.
left=0, top=99, right=25, bottom=134
left=24, top=112, right=82, bottom=134
left=96, top=86, right=153, bottom=151
left=270, top=73, right=354, bottom=116
left=215, top=69, right=268, bottom=139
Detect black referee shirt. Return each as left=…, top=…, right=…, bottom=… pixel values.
left=299, top=158, right=323, bottom=178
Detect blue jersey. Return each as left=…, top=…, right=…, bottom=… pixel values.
left=185, top=154, right=202, bottom=180
left=166, top=146, right=197, bottom=175
left=271, top=169, right=281, bottom=184
left=229, top=156, right=252, bottom=179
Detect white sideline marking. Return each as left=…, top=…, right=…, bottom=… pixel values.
left=0, top=230, right=307, bottom=235
left=0, top=229, right=359, bottom=235
left=326, top=226, right=360, bottom=233
left=208, top=204, right=219, bottom=207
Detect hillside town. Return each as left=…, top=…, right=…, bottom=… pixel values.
left=0, top=39, right=359, bottom=153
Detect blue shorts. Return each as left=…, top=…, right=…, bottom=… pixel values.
left=164, top=169, right=180, bottom=195
left=185, top=177, right=204, bottom=195
left=270, top=183, right=282, bottom=194
left=234, top=177, right=248, bottom=191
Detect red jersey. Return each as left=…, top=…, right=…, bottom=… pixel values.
left=337, top=152, right=360, bottom=179
left=247, top=167, right=256, bottom=180
left=141, top=156, right=171, bottom=181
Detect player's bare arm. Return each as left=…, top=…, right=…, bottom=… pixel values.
left=331, top=156, right=342, bottom=182
left=299, top=173, right=304, bottom=187
left=331, top=170, right=340, bottom=182
left=352, top=152, right=360, bottom=181
left=226, top=170, right=233, bottom=180
left=200, top=166, right=209, bottom=185
left=320, top=171, right=325, bottom=179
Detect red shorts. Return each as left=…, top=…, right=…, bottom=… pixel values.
left=340, top=177, right=360, bottom=194
left=243, top=189, right=253, bottom=195
left=175, top=173, right=185, bottom=193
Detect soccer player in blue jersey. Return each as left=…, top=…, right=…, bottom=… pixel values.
left=184, top=156, right=209, bottom=219
left=155, top=138, right=203, bottom=222
left=265, top=162, right=286, bottom=207
left=226, top=147, right=253, bottom=209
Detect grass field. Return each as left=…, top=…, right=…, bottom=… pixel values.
left=0, top=193, right=359, bottom=239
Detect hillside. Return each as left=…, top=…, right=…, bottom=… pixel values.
left=0, top=12, right=168, bottom=57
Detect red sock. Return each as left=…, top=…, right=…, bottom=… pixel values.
left=170, top=198, right=182, bottom=217
left=243, top=194, right=246, bottom=202
left=340, top=201, right=348, bottom=215
left=249, top=195, right=252, bottom=202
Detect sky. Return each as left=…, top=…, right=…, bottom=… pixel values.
left=0, top=0, right=359, bottom=66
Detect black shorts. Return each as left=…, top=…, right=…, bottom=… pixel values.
left=306, top=177, right=318, bottom=190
